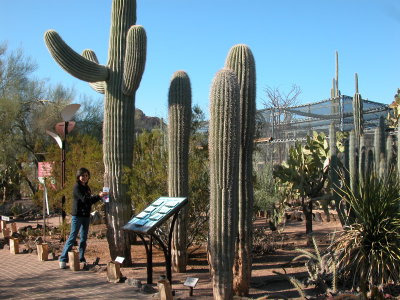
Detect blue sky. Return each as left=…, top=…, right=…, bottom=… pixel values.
left=1, top=0, right=399, bottom=119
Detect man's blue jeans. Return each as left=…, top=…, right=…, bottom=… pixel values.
left=59, top=216, right=90, bottom=263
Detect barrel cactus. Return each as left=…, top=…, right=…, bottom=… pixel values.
left=209, top=69, right=240, bottom=300
left=44, top=0, right=146, bottom=263
left=224, top=44, right=256, bottom=296
left=168, top=70, right=192, bottom=272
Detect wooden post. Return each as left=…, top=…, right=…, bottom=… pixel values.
left=10, top=222, right=17, bottom=233
left=158, top=279, right=173, bottom=300
left=107, top=261, right=121, bottom=283
left=1, top=228, right=10, bottom=239
left=68, top=251, right=80, bottom=271
left=10, top=238, right=19, bottom=254
left=0, top=220, right=6, bottom=231
left=37, top=243, right=49, bottom=261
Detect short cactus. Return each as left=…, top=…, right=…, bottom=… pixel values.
left=168, top=70, right=192, bottom=273
left=209, top=69, right=240, bottom=300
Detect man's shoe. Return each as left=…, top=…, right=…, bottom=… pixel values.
left=59, top=261, right=67, bottom=269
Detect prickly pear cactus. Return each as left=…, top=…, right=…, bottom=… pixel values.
left=224, top=44, right=256, bottom=296
left=209, top=69, right=240, bottom=300
left=168, top=70, right=192, bottom=272
left=44, top=0, right=146, bottom=263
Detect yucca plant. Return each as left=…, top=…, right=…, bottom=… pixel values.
left=332, top=170, right=400, bottom=298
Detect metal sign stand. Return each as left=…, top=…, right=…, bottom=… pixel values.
left=122, top=197, right=188, bottom=284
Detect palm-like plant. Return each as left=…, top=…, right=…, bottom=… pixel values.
left=332, top=170, right=400, bottom=297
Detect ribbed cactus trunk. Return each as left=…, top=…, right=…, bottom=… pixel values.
left=359, top=135, right=366, bottom=186
left=349, top=131, right=357, bottom=196
left=209, top=69, right=240, bottom=300
left=224, top=44, right=256, bottom=296
left=168, top=71, right=192, bottom=273
left=353, top=73, right=363, bottom=145
left=44, top=0, right=146, bottom=263
left=374, top=116, right=386, bottom=176
left=329, top=123, right=345, bottom=225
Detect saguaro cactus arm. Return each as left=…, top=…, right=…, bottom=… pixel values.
left=82, top=49, right=106, bottom=94
left=44, top=30, right=109, bottom=82
left=122, top=25, right=147, bottom=96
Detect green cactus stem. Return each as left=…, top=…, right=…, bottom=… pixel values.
left=398, top=123, right=400, bottom=178
left=329, top=123, right=345, bottom=225
left=359, top=134, right=366, bottom=186
left=374, top=116, right=386, bottom=174
left=353, top=73, right=363, bottom=144
left=168, top=70, right=192, bottom=273
left=224, top=44, right=256, bottom=296
left=386, top=135, right=394, bottom=172
left=209, top=69, right=240, bottom=300
left=44, top=0, right=147, bottom=264
left=349, top=131, right=357, bottom=196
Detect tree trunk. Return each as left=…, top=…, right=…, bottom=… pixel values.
left=302, top=197, right=313, bottom=235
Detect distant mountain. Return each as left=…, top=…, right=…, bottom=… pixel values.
left=135, top=109, right=164, bottom=132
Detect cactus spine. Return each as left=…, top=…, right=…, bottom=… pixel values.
left=168, top=70, right=192, bottom=272
left=224, top=44, right=256, bottom=296
left=209, top=69, right=240, bottom=300
left=44, top=0, right=147, bottom=262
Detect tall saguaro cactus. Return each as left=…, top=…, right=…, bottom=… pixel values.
left=44, top=0, right=147, bottom=263
left=209, top=69, right=240, bottom=300
left=168, top=70, right=192, bottom=272
left=224, top=44, right=256, bottom=296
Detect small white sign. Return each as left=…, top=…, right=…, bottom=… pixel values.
left=103, top=187, right=110, bottom=203
left=1, top=216, right=10, bottom=221
left=184, top=277, right=199, bottom=288
left=115, top=256, right=125, bottom=264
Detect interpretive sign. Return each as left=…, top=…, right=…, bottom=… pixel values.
left=38, top=162, right=53, bottom=178
left=122, top=196, right=187, bottom=234
left=183, top=277, right=199, bottom=288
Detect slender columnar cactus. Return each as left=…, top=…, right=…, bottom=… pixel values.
left=374, top=116, right=386, bottom=174
left=329, top=123, right=345, bottom=225
left=44, top=0, right=146, bottom=262
left=359, top=135, right=366, bottom=186
left=398, top=123, right=400, bottom=178
left=168, top=70, right=192, bottom=273
left=209, top=69, right=240, bottom=300
left=386, top=135, right=394, bottom=172
left=353, top=73, right=363, bottom=144
left=224, top=44, right=256, bottom=296
left=349, top=131, right=358, bottom=195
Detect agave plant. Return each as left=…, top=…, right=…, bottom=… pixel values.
left=293, top=235, right=337, bottom=295
left=331, top=170, right=400, bottom=297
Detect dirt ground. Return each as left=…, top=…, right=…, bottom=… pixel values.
left=12, top=211, right=343, bottom=299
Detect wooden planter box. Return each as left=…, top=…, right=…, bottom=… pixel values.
left=0, top=228, right=10, bottom=239
left=37, top=243, right=49, bottom=261
left=10, top=238, right=19, bottom=254
left=10, top=223, right=17, bottom=233
left=68, top=251, right=80, bottom=271
left=107, top=261, right=121, bottom=283
left=0, top=220, right=6, bottom=231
